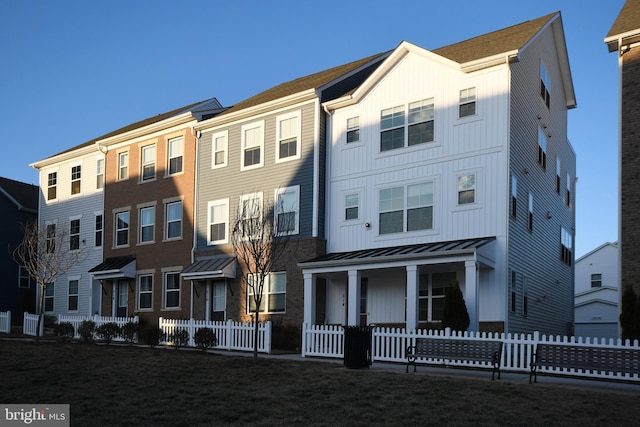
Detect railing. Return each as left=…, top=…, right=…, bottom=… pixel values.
left=57, top=314, right=139, bottom=341
left=23, top=313, right=44, bottom=337
left=0, top=311, right=11, bottom=333
left=159, top=318, right=272, bottom=354
left=301, top=323, right=640, bottom=382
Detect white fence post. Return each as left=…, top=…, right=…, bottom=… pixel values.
left=0, top=311, right=11, bottom=333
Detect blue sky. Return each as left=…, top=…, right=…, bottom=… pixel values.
left=0, top=0, right=623, bottom=258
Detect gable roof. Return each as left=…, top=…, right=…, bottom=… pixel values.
left=605, top=0, right=640, bottom=52
left=0, top=176, right=38, bottom=213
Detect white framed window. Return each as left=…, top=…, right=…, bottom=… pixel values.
left=381, top=99, right=434, bottom=152
left=141, top=145, right=156, bottom=181
left=96, top=158, right=104, bottom=189
left=523, top=276, right=529, bottom=316
left=345, top=193, right=359, bottom=220
left=208, top=199, right=229, bottom=244
left=69, top=218, right=80, bottom=251
left=561, top=227, right=572, bottom=265
left=459, top=87, right=476, bottom=118
left=18, top=266, right=31, bottom=288
left=241, top=121, right=264, bottom=170
left=44, top=283, right=54, bottom=312
left=165, top=200, right=182, bottom=240
left=418, top=272, right=456, bottom=322
left=95, top=213, right=103, bottom=247
left=118, top=152, right=129, bottom=181
left=591, top=273, right=602, bottom=288
left=540, top=61, right=551, bottom=108
left=211, top=131, right=228, bottom=169
left=276, top=111, right=301, bottom=162
left=346, top=117, right=360, bottom=143
left=511, top=176, right=517, bottom=218
left=408, top=98, right=435, bottom=146
left=275, top=186, right=300, bottom=235
left=239, top=192, right=263, bottom=239
left=457, top=174, right=476, bottom=205
left=164, top=272, right=180, bottom=309
left=138, top=274, right=153, bottom=310
left=247, top=272, right=286, bottom=314
left=566, top=173, right=571, bottom=207
left=528, top=193, right=534, bottom=232
left=47, top=172, right=57, bottom=200
left=212, top=282, right=226, bottom=320
left=379, top=186, right=404, bottom=234
left=68, top=278, right=79, bottom=311
left=139, top=205, right=155, bottom=244
left=167, top=137, right=184, bottom=175
left=538, top=128, right=547, bottom=169
left=380, top=105, right=405, bottom=151
left=556, top=158, right=561, bottom=193
left=379, top=182, right=433, bottom=234
left=115, top=210, right=130, bottom=247
left=71, top=165, right=81, bottom=195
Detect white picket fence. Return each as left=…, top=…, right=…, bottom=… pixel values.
left=23, top=313, right=44, bottom=336
left=159, top=317, right=272, bottom=354
left=0, top=311, right=11, bottom=333
left=57, top=314, right=139, bottom=341
left=301, top=323, right=640, bottom=382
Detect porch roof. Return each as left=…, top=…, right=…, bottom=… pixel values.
left=181, top=255, right=236, bottom=280
left=88, top=255, right=136, bottom=280
left=298, top=237, right=496, bottom=270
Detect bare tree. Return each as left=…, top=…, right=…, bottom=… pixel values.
left=231, top=192, right=297, bottom=364
left=12, top=220, right=88, bottom=341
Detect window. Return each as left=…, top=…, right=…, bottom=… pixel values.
left=212, top=131, right=228, bottom=169
left=347, top=117, right=359, bottom=143
left=139, top=206, right=155, bottom=244
left=138, top=275, right=153, bottom=310
left=528, top=193, right=534, bottom=232
left=276, top=112, right=300, bottom=161
left=379, top=182, right=433, bottom=234
left=69, top=219, right=80, bottom=251
left=459, top=87, right=476, bottom=118
left=95, top=214, right=103, bottom=247
left=523, top=277, right=529, bottom=316
left=208, top=199, right=229, bottom=244
left=118, top=152, right=129, bottom=180
left=167, top=137, right=183, bottom=175
left=381, top=100, right=434, bottom=152
left=247, top=272, right=286, bottom=314
left=408, top=99, right=435, bottom=146
left=566, top=173, right=571, bottom=207
left=212, top=282, right=226, bottom=320
left=68, top=279, right=78, bottom=311
left=164, top=272, right=180, bottom=308
left=556, top=158, right=561, bottom=193
left=345, top=193, right=359, bottom=220
left=47, top=172, right=57, bottom=200
left=96, top=158, right=104, bottom=189
left=538, top=128, right=547, bottom=169
left=44, top=283, right=54, bottom=312
left=561, top=227, right=572, bottom=265
left=141, top=145, right=156, bottom=181
left=71, top=165, right=81, bottom=195
left=380, top=105, right=405, bottom=151
left=591, top=273, right=602, bottom=288
left=540, top=61, right=551, bottom=108
left=241, top=122, right=264, bottom=170
left=275, top=186, right=299, bottom=235
left=510, top=270, right=517, bottom=313
left=418, top=272, right=456, bottom=322
left=18, top=266, right=31, bottom=288
left=239, top=193, right=263, bottom=238
left=46, top=223, right=56, bottom=253
left=165, top=200, right=182, bottom=240
left=457, top=174, right=476, bottom=205
left=115, top=211, right=129, bottom=246
left=511, top=176, right=517, bottom=218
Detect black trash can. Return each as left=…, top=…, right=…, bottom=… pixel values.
left=343, top=325, right=373, bottom=369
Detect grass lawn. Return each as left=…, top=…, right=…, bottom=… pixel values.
left=1, top=339, right=639, bottom=426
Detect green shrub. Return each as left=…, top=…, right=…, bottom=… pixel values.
left=169, top=329, right=189, bottom=348
left=78, top=320, right=96, bottom=342
left=96, top=322, right=121, bottom=344
left=194, top=328, right=217, bottom=351
left=272, top=321, right=300, bottom=351
left=139, top=325, right=163, bottom=347
left=121, top=322, right=138, bottom=344
left=442, top=285, right=470, bottom=332
left=54, top=322, right=75, bottom=340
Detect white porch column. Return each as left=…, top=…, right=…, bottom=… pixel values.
left=204, top=281, right=211, bottom=322
left=465, top=260, right=479, bottom=332
left=111, top=282, right=117, bottom=318
left=406, top=265, right=419, bottom=331
left=347, top=269, right=361, bottom=326
left=303, top=272, right=316, bottom=325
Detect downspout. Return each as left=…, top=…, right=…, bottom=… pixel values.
left=190, top=129, right=201, bottom=320
left=322, top=102, right=333, bottom=243
left=504, top=55, right=514, bottom=334
left=617, top=37, right=623, bottom=340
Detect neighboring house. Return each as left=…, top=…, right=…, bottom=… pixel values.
left=0, top=177, right=38, bottom=324
left=88, top=99, right=225, bottom=325
left=605, top=0, right=640, bottom=297
left=574, top=242, right=619, bottom=340
left=300, top=12, right=577, bottom=335
left=183, top=53, right=389, bottom=329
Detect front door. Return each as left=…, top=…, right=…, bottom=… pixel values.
left=117, top=280, right=128, bottom=317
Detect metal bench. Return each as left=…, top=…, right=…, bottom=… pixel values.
left=530, top=343, right=640, bottom=383
left=406, top=337, right=502, bottom=380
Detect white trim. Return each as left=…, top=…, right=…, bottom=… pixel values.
left=240, top=121, right=265, bottom=171
left=207, top=198, right=230, bottom=245
left=274, top=185, right=300, bottom=235
left=211, top=130, right=229, bottom=169
left=275, top=110, right=301, bottom=163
